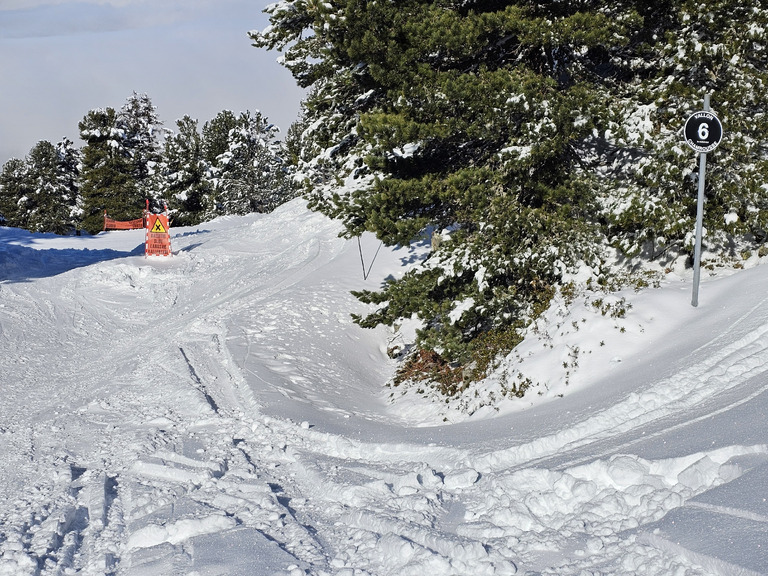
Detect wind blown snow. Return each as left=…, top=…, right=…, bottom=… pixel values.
left=1, top=198, right=767, bottom=575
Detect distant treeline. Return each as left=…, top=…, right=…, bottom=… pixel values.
left=0, top=92, right=299, bottom=235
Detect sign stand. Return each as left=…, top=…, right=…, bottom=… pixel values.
left=145, top=204, right=172, bottom=257
left=684, top=94, right=723, bottom=307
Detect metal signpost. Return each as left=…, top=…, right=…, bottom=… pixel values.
left=684, top=94, right=723, bottom=307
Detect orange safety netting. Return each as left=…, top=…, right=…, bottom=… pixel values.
left=103, top=210, right=145, bottom=231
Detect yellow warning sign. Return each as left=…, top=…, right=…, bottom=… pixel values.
left=151, top=218, right=167, bottom=233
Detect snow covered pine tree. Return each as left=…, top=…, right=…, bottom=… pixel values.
left=254, top=0, right=768, bottom=394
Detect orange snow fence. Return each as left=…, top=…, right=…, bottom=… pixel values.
left=145, top=213, right=172, bottom=257
left=103, top=211, right=145, bottom=231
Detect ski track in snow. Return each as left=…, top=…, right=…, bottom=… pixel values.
left=1, top=199, right=767, bottom=576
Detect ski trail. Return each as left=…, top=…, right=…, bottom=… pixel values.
left=0, top=210, right=349, bottom=575
left=469, top=316, right=768, bottom=474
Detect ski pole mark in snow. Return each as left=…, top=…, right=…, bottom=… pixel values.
left=686, top=500, right=768, bottom=524
left=179, top=346, right=221, bottom=414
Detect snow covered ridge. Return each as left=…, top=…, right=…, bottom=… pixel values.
left=1, top=198, right=768, bottom=575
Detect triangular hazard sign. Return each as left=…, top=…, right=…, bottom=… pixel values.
left=151, top=218, right=167, bottom=234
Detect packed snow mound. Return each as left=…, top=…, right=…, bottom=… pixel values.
left=1, top=198, right=768, bottom=576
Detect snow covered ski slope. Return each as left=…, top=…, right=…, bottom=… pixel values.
left=1, top=199, right=767, bottom=575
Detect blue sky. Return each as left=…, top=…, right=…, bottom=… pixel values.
left=0, top=0, right=305, bottom=165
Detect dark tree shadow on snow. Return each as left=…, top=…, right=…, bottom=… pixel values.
left=0, top=240, right=145, bottom=283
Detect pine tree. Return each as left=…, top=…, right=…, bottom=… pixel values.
left=78, top=107, right=140, bottom=234
left=162, top=115, right=214, bottom=226
left=202, top=110, right=239, bottom=167
left=78, top=94, right=166, bottom=234
left=117, top=92, right=166, bottom=203
left=254, top=1, right=632, bottom=376
left=0, top=139, right=79, bottom=234
left=0, top=157, right=32, bottom=229
left=203, top=110, right=297, bottom=215
left=56, top=138, right=82, bottom=227
left=26, top=140, right=80, bottom=234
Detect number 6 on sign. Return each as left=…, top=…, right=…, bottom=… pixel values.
left=698, top=123, right=709, bottom=140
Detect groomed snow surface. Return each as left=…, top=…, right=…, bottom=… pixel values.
left=1, top=198, right=767, bottom=576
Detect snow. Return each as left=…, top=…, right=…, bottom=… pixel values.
left=621, top=104, right=656, bottom=145
left=1, top=198, right=768, bottom=575
left=449, top=297, right=475, bottom=325
left=392, top=143, right=420, bottom=159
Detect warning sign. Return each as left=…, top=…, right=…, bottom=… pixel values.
left=145, top=213, right=172, bottom=257
left=150, top=218, right=167, bottom=234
